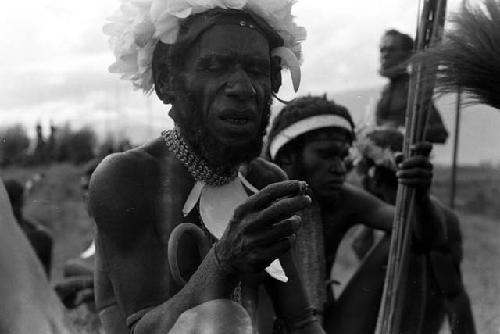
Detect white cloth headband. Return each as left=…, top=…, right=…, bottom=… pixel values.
left=269, top=115, right=353, bottom=159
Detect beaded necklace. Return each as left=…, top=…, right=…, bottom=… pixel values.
left=162, top=128, right=238, bottom=186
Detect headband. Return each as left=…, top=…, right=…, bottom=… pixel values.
left=269, top=115, right=354, bottom=160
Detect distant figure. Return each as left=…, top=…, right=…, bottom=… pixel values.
left=4, top=178, right=53, bottom=277
left=56, top=159, right=101, bottom=309
left=377, top=29, right=448, bottom=143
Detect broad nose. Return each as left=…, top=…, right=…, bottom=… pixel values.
left=329, top=158, right=347, bottom=175
left=225, top=66, right=257, bottom=101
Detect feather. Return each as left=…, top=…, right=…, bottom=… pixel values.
left=272, top=46, right=301, bottom=92
left=415, top=0, right=500, bottom=110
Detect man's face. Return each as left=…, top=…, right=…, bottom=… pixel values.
left=299, top=130, right=351, bottom=201
left=182, top=24, right=272, bottom=148
left=379, top=34, right=410, bottom=78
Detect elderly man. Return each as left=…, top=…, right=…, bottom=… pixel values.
left=266, top=95, right=448, bottom=333
left=91, top=1, right=323, bottom=334
left=377, top=29, right=448, bottom=143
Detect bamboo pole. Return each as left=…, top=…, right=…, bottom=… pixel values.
left=450, top=88, right=462, bottom=208
left=375, top=1, right=448, bottom=333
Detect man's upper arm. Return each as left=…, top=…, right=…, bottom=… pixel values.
left=90, top=150, right=172, bottom=318
left=345, top=185, right=394, bottom=232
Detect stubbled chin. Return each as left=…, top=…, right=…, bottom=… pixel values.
left=199, top=134, right=263, bottom=169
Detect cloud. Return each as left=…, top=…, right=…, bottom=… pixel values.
left=1, top=0, right=495, bottom=163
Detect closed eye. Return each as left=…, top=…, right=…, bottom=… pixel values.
left=197, top=55, right=231, bottom=72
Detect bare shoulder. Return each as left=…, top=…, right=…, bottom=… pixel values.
left=242, top=157, right=288, bottom=190
left=89, top=138, right=168, bottom=240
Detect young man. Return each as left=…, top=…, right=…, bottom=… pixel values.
left=377, top=29, right=448, bottom=143
left=354, top=127, right=476, bottom=333
left=266, top=95, right=448, bottom=333
left=91, top=2, right=323, bottom=334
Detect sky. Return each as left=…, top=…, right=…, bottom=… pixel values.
left=1, top=0, right=497, bottom=164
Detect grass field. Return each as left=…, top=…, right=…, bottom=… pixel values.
left=1, top=163, right=499, bottom=333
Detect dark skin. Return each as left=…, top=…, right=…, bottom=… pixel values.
left=354, top=158, right=476, bottom=334
left=277, top=128, right=446, bottom=333
left=91, top=24, right=323, bottom=334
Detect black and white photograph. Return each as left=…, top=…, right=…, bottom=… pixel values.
left=0, top=0, right=498, bottom=333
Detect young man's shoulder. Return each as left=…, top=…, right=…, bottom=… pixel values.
left=337, top=183, right=380, bottom=205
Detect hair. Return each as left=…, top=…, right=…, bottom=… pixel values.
left=383, top=29, right=414, bottom=52
left=267, top=95, right=355, bottom=163
left=413, top=0, right=500, bottom=110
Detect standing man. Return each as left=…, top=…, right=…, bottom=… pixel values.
left=266, top=95, right=448, bottom=333
left=91, top=1, right=323, bottom=334
left=377, top=29, right=448, bottom=143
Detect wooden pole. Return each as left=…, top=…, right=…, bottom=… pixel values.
left=450, top=89, right=462, bottom=208
left=375, top=1, right=448, bottom=333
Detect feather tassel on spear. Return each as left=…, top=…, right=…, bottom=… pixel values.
left=416, top=0, right=500, bottom=110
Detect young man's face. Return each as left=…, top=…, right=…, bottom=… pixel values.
left=182, top=24, right=272, bottom=148
left=299, top=129, right=351, bottom=201
left=379, top=34, right=410, bottom=78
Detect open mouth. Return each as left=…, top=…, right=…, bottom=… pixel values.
left=220, top=114, right=252, bottom=126
left=221, top=117, right=249, bottom=125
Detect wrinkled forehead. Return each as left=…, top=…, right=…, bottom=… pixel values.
left=189, top=24, right=271, bottom=60
left=178, top=9, right=283, bottom=53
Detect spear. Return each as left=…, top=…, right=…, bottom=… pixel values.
left=375, top=0, right=448, bottom=333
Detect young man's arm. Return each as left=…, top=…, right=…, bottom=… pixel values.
left=347, top=146, right=447, bottom=248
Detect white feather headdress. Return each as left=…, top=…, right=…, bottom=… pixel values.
left=103, top=0, right=306, bottom=93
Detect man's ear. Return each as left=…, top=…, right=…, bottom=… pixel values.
left=271, top=56, right=282, bottom=94
left=153, top=71, right=175, bottom=105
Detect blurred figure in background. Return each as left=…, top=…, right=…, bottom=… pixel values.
left=55, top=158, right=100, bottom=309
left=377, top=29, right=448, bottom=144
left=4, top=178, right=53, bottom=278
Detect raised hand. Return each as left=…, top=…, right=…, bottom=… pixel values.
left=396, top=142, right=433, bottom=198
left=215, top=180, right=311, bottom=275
